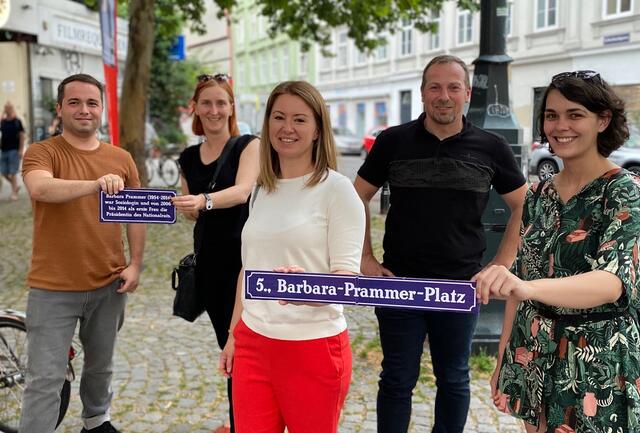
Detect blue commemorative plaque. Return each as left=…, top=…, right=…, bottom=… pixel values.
left=100, top=188, right=176, bottom=224
left=245, top=271, right=478, bottom=313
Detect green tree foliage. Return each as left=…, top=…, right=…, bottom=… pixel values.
left=88, top=0, right=477, bottom=184
left=214, top=0, right=477, bottom=52
left=149, top=36, right=203, bottom=147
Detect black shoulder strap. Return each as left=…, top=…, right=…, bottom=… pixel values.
left=206, top=135, right=242, bottom=191
left=533, top=177, right=549, bottom=206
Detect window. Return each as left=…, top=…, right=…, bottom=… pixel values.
left=258, top=16, right=265, bottom=38
left=237, top=62, right=245, bottom=86
left=374, top=102, right=387, bottom=126
left=300, top=52, right=308, bottom=76
left=457, top=10, right=473, bottom=45
left=338, top=104, right=347, bottom=128
left=272, top=50, right=278, bottom=82
left=604, top=0, right=633, bottom=17
left=356, top=103, right=365, bottom=136
left=400, top=90, right=412, bottom=124
left=535, top=0, right=557, bottom=30
left=282, top=46, right=290, bottom=79
left=249, top=15, right=257, bottom=41
left=355, top=49, right=367, bottom=65
left=261, top=54, right=268, bottom=84
left=321, top=52, right=333, bottom=70
left=337, top=30, right=348, bottom=68
left=236, top=21, right=244, bottom=46
left=375, top=35, right=389, bottom=61
left=400, top=18, right=413, bottom=56
left=505, top=1, right=514, bottom=36
left=425, top=10, right=441, bottom=51
left=250, top=56, right=257, bottom=85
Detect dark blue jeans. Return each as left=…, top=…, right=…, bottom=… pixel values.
left=375, top=307, right=478, bottom=433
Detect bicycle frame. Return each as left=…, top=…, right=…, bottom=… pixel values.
left=0, top=309, right=75, bottom=432
left=0, top=310, right=24, bottom=323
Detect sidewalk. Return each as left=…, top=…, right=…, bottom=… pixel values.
left=0, top=194, right=523, bottom=433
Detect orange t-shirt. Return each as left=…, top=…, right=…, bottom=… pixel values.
left=22, top=135, right=141, bottom=291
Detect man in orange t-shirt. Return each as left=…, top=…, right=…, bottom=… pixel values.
left=19, top=74, right=146, bottom=433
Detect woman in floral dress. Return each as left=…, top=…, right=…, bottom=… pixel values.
left=474, top=71, right=640, bottom=432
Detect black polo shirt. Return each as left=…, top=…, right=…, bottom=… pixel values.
left=358, top=114, right=526, bottom=280
left=0, top=118, right=24, bottom=152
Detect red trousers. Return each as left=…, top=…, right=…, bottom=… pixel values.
left=232, top=320, right=352, bottom=433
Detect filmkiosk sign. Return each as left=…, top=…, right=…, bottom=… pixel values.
left=245, top=271, right=478, bottom=313
left=52, top=16, right=128, bottom=58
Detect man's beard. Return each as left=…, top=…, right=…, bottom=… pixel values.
left=428, top=105, right=456, bottom=125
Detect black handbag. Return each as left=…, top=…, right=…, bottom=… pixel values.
left=171, top=253, right=200, bottom=321
left=171, top=136, right=241, bottom=322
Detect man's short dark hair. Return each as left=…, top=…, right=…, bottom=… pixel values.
left=421, top=55, right=471, bottom=90
left=57, top=74, right=104, bottom=105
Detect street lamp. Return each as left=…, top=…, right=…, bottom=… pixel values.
left=467, top=0, right=525, bottom=355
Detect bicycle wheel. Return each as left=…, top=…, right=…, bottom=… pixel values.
left=159, top=157, right=180, bottom=187
left=145, top=158, right=156, bottom=185
left=0, top=318, right=71, bottom=433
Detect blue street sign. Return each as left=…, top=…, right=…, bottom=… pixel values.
left=245, top=270, right=478, bottom=313
left=603, top=33, right=630, bottom=45
left=100, top=188, right=176, bottom=224
left=169, top=35, right=185, bottom=61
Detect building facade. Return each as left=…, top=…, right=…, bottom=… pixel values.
left=183, top=0, right=231, bottom=74
left=183, top=0, right=317, bottom=133
left=230, top=0, right=317, bottom=132
left=316, top=0, right=640, bottom=148
left=0, top=0, right=128, bottom=142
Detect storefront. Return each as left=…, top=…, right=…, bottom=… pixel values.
left=0, top=0, right=128, bottom=141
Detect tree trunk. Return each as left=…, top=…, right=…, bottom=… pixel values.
left=120, top=0, right=155, bottom=186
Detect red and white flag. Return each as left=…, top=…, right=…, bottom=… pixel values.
left=99, top=0, right=119, bottom=146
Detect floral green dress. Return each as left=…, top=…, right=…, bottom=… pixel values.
left=498, top=168, right=640, bottom=433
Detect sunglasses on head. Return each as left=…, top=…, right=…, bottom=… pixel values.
left=551, top=70, right=602, bottom=85
left=197, top=73, right=232, bottom=83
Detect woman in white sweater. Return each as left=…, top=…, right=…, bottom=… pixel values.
left=219, top=81, right=365, bottom=433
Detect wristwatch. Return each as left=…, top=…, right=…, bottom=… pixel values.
left=202, top=193, right=213, bottom=211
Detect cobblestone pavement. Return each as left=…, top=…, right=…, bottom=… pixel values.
left=0, top=191, right=524, bottom=433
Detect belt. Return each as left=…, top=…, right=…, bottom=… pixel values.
left=534, top=306, right=627, bottom=326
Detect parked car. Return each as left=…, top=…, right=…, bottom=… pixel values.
left=529, top=126, right=640, bottom=179
left=362, top=126, right=387, bottom=154
left=332, top=126, right=362, bottom=155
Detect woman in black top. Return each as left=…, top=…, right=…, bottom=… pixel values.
left=172, top=74, right=259, bottom=433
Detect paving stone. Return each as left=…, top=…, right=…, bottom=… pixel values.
left=0, top=196, right=520, bottom=432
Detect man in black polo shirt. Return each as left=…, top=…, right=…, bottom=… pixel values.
left=354, top=55, right=527, bottom=433
left=0, top=102, right=25, bottom=200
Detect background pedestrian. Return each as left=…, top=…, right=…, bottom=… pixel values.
left=0, top=102, right=25, bottom=200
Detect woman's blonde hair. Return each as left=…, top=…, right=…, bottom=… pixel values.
left=258, top=81, right=337, bottom=192
left=190, top=77, right=240, bottom=137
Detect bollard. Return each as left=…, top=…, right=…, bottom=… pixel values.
left=380, top=182, right=390, bottom=214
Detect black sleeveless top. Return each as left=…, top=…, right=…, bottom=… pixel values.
left=178, top=134, right=256, bottom=247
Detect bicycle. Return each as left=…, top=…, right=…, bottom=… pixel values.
left=0, top=309, right=75, bottom=433
left=145, top=145, right=181, bottom=187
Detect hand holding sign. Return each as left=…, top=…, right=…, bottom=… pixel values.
left=273, top=265, right=328, bottom=307
left=472, top=264, right=533, bottom=304
left=360, top=253, right=395, bottom=277
left=96, top=173, right=125, bottom=195
left=171, top=193, right=207, bottom=213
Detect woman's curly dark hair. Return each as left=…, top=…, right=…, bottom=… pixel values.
left=538, top=73, right=629, bottom=157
